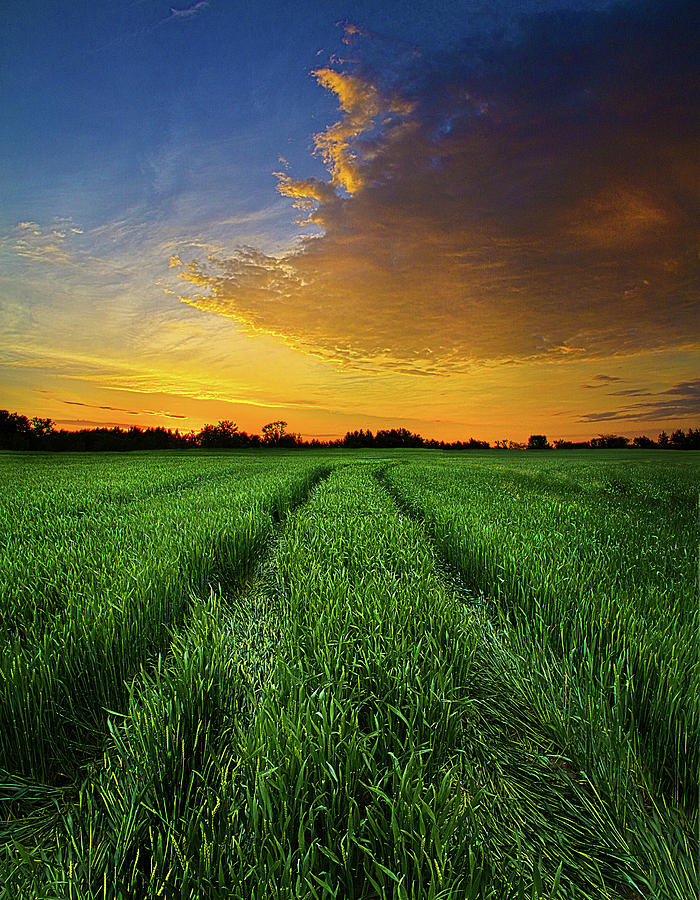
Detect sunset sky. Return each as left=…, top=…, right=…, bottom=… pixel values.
left=1, top=0, right=698, bottom=441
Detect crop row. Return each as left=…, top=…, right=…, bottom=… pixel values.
left=0, top=455, right=329, bottom=781
left=382, top=455, right=698, bottom=896
left=5, top=463, right=686, bottom=898
left=1, top=452, right=697, bottom=898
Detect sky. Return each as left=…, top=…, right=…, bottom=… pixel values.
left=1, top=0, right=698, bottom=442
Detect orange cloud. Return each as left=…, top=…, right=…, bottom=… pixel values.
left=280, top=68, right=414, bottom=203
left=567, top=188, right=677, bottom=249
left=11, top=220, right=78, bottom=264
left=274, top=174, right=338, bottom=224
left=311, top=68, right=380, bottom=194
left=174, top=4, right=699, bottom=373
left=342, top=23, right=369, bottom=45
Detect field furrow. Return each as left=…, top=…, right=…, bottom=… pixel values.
left=381, top=457, right=698, bottom=896
left=0, top=456, right=330, bottom=782
left=0, top=450, right=697, bottom=899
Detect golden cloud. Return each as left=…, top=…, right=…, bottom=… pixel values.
left=175, top=10, right=699, bottom=373
left=11, top=221, right=75, bottom=264
left=567, top=188, right=677, bottom=249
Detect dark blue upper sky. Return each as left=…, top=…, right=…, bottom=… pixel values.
left=1, top=0, right=616, bottom=228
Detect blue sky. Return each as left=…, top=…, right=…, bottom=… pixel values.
left=4, top=1, right=329, bottom=230
left=1, top=0, right=698, bottom=439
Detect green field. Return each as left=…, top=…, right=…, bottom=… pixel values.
left=0, top=450, right=697, bottom=899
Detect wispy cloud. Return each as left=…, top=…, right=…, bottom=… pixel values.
left=583, top=374, right=624, bottom=389
left=609, top=388, right=647, bottom=397
left=169, top=2, right=209, bottom=20
left=90, top=1, right=210, bottom=53
left=2, top=344, right=327, bottom=413
left=580, top=379, right=700, bottom=422
left=7, top=219, right=84, bottom=265
left=174, top=1, right=699, bottom=373
left=54, top=418, right=140, bottom=429
left=60, top=398, right=187, bottom=419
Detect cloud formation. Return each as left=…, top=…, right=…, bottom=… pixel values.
left=176, top=1, right=699, bottom=372
left=580, top=379, right=700, bottom=422
left=8, top=219, right=83, bottom=264
left=583, top=375, right=624, bottom=389
left=60, top=399, right=187, bottom=418
left=169, top=2, right=209, bottom=20
left=90, top=0, right=210, bottom=53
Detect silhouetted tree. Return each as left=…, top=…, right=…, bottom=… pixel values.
left=0, top=410, right=33, bottom=449
left=1, top=406, right=698, bottom=452
left=198, top=420, right=248, bottom=448
left=342, top=428, right=376, bottom=448
left=669, top=428, right=700, bottom=449
left=590, top=434, right=629, bottom=449
left=632, top=435, right=655, bottom=448
left=554, top=439, right=591, bottom=449
left=447, top=437, right=490, bottom=450
left=30, top=416, right=55, bottom=437
left=374, top=428, right=424, bottom=448
left=262, top=421, right=288, bottom=445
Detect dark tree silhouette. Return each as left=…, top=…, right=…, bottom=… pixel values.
left=670, top=428, right=700, bottom=449
left=591, top=434, right=629, bottom=449
left=0, top=408, right=698, bottom=452
left=261, top=421, right=288, bottom=445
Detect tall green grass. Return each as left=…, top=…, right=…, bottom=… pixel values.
left=0, top=453, right=328, bottom=781
left=1, top=450, right=696, bottom=898
left=4, top=462, right=680, bottom=898
left=383, top=452, right=699, bottom=894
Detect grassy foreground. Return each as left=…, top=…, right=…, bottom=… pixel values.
left=0, top=450, right=697, bottom=898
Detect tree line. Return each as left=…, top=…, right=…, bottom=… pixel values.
left=1, top=410, right=698, bottom=452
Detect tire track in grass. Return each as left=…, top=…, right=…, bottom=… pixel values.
left=6, top=465, right=483, bottom=899
left=1, top=463, right=668, bottom=898
left=1, top=558, right=287, bottom=898
left=229, top=463, right=488, bottom=900
left=379, top=457, right=698, bottom=812
left=0, top=461, right=333, bottom=784
left=376, top=463, right=695, bottom=900
left=211, top=465, right=650, bottom=898
left=0, top=465, right=335, bottom=897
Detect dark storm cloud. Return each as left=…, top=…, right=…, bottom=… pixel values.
left=178, top=0, right=699, bottom=371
